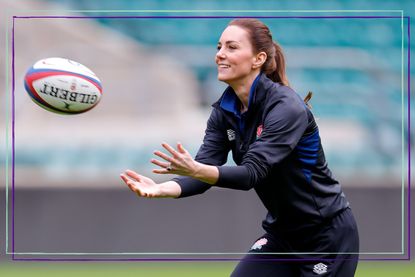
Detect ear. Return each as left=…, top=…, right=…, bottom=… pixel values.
left=252, top=51, right=267, bottom=69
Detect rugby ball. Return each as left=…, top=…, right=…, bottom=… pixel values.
left=24, top=57, right=102, bottom=114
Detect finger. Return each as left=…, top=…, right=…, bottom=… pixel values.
left=120, top=174, right=130, bottom=184
left=120, top=174, right=138, bottom=189
left=136, top=190, right=147, bottom=197
left=127, top=182, right=138, bottom=193
left=153, top=150, right=174, bottom=163
left=162, top=142, right=180, bottom=158
left=152, top=169, right=171, bottom=174
left=120, top=174, right=149, bottom=197
left=177, top=142, right=187, bottom=154
left=125, top=169, right=142, bottom=181
left=120, top=175, right=138, bottom=192
left=151, top=158, right=170, bottom=168
left=128, top=182, right=146, bottom=197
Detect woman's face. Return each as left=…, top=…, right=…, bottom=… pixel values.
left=215, top=25, right=258, bottom=85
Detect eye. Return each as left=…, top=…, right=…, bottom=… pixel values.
left=216, top=45, right=221, bottom=51
left=228, top=44, right=237, bottom=50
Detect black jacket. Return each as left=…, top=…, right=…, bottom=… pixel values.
left=173, top=74, right=349, bottom=233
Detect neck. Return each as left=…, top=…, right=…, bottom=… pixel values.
left=229, top=71, right=260, bottom=112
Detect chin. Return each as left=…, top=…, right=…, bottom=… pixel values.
left=217, top=74, right=231, bottom=84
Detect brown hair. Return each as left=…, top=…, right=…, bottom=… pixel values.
left=228, top=18, right=289, bottom=86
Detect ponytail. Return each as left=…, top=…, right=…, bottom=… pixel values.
left=228, top=18, right=312, bottom=106
left=266, top=42, right=289, bottom=86
left=266, top=43, right=313, bottom=108
left=303, top=91, right=313, bottom=109
left=263, top=42, right=313, bottom=108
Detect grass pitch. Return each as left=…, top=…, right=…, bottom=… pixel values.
left=0, top=261, right=414, bottom=276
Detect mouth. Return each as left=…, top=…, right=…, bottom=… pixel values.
left=218, top=64, right=230, bottom=69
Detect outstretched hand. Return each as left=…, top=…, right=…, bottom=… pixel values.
left=120, top=142, right=217, bottom=198
left=120, top=169, right=161, bottom=198
left=151, top=142, right=200, bottom=177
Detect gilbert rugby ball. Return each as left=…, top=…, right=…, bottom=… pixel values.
left=24, top=57, right=102, bottom=114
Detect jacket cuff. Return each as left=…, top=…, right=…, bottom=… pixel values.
left=172, top=176, right=211, bottom=198
left=216, top=165, right=252, bottom=190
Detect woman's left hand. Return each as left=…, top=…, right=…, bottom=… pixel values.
left=151, top=142, right=200, bottom=177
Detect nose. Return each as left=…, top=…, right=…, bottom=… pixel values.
left=216, top=48, right=225, bottom=61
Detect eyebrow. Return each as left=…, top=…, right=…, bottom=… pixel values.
left=217, top=40, right=240, bottom=45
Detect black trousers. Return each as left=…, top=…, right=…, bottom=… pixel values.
left=231, top=208, right=359, bottom=277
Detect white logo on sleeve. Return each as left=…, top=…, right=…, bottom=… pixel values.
left=227, top=129, right=236, bottom=141
left=313, top=263, right=328, bottom=275
left=250, top=238, right=268, bottom=250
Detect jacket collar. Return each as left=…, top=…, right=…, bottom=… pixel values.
left=213, top=73, right=277, bottom=113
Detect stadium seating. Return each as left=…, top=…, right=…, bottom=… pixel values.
left=20, top=0, right=415, bottom=178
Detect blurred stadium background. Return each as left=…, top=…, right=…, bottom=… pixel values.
left=0, top=0, right=413, bottom=275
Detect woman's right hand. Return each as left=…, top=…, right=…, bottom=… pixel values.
left=120, top=169, right=162, bottom=198
left=120, top=169, right=181, bottom=198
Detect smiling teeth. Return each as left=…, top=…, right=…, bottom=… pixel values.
left=219, top=64, right=230, bottom=68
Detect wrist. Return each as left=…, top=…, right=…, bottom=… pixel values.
left=193, top=162, right=218, bottom=185
left=158, top=181, right=182, bottom=198
left=193, top=161, right=203, bottom=179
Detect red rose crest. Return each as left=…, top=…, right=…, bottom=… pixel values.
left=256, top=124, right=263, bottom=139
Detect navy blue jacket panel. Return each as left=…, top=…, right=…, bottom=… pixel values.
left=173, top=74, right=349, bottom=232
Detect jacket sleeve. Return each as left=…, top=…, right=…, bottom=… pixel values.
left=173, top=108, right=230, bottom=198
left=215, top=95, right=308, bottom=190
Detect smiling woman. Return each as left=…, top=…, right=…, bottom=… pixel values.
left=120, top=18, right=359, bottom=277
left=215, top=20, right=288, bottom=112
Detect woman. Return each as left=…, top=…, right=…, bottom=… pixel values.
left=120, top=18, right=359, bottom=276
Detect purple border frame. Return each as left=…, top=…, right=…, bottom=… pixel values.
left=9, top=15, right=411, bottom=262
